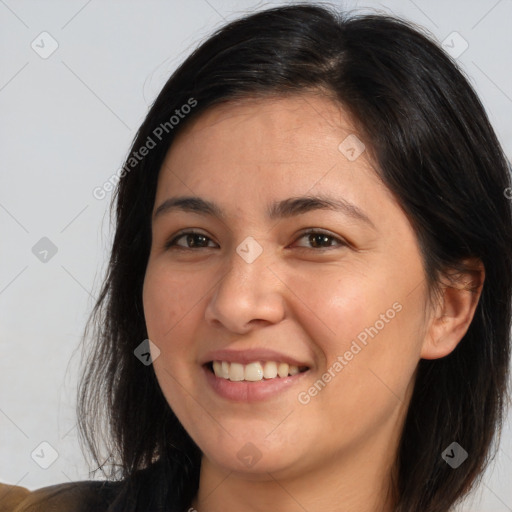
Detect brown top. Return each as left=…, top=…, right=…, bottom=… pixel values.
left=0, top=479, right=124, bottom=511
left=0, top=457, right=190, bottom=511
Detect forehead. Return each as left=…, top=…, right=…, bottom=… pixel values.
left=150, top=94, right=420, bottom=263
left=171, top=93, right=357, bottom=158
left=154, top=93, right=396, bottom=223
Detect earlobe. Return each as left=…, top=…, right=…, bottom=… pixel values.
left=421, top=259, right=485, bottom=360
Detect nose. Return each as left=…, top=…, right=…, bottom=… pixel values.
left=204, top=240, right=286, bottom=333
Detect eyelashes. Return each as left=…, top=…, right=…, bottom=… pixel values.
left=164, top=230, right=216, bottom=250
left=164, top=228, right=348, bottom=252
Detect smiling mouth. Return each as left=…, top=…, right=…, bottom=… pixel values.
left=205, top=360, right=310, bottom=382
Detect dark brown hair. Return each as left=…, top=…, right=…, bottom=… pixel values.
left=77, top=4, right=512, bottom=511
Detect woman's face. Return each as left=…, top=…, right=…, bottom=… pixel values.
left=143, top=93, right=432, bottom=480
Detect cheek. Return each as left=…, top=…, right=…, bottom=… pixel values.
left=142, top=262, right=204, bottom=345
left=287, top=268, right=385, bottom=360
left=142, top=263, right=203, bottom=414
left=292, top=263, right=423, bottom=392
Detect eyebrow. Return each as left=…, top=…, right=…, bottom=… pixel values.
left=153, top=194, right=376, bottom=229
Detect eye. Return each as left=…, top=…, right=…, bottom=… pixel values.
left=164, top=230, right=218, bottom=250
left=291, top=229, right=347, bottom=250
left=163, top=228, right=347, bottom=252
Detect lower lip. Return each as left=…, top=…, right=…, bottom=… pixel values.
left=202, top=365, right=310, bottom=403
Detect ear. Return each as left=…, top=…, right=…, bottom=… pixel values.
left=421, top=258, right=485, bottom=360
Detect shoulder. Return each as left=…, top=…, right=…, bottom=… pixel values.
left=0, top=479, right=123, bottom=512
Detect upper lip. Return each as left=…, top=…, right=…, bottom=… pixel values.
left=200, top=348, right=311, bottom=368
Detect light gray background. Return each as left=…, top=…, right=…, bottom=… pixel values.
left=1, top=1, right=511, bottom=510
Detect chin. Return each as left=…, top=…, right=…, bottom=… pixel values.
left=196, top=433, right=303, bottom=477
left=207, top=451, right=297, bottom=479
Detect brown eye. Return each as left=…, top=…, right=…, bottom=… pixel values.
left=165, top=231, right=217, bottom=250
left=293, top=229, right=347, bottom=250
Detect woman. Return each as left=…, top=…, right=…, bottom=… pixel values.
left=2, top=3, right=511, bottom=511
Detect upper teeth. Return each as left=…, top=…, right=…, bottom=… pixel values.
left=212, top=361, right=303, bottom=381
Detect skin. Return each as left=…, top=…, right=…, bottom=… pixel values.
left=142, top=93, right=484, bottom=512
